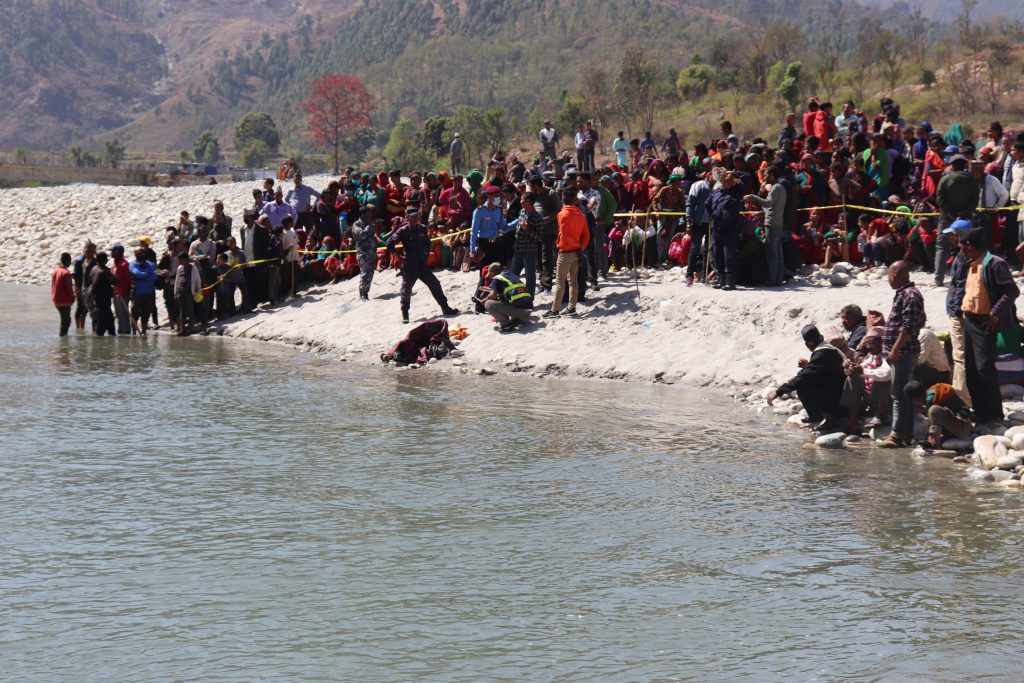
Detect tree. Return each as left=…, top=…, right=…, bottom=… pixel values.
left=419, top=115, right=451, bottom=158
left=13, top=147, right=29, bottom=164
left=103, top=139, right=125, bottom=168
left=239, top=140, right=270, bottom=168
left=765, top=22, right=805, bottom=66
left=944, top=55, right=983, bottom=119
left=814, top=29, right=843, bottom=102
left=983, top=39, right=1017, bottom=117
left=383, top=119, right=434, bottom=171
left=553, top=96, right=592, bottom=138
left=192, top=131, right=220, bottom=164
left=677, top=63, right=714, bottom=101
left=957, top=0, right=980, bottom=50
left=342, top=126, right=376, bottom=163
left=233, top=112, right=281, bottom=153
left=875, top=29, right=907, bottom=93
left=776, top=62, right=805, bottom=112
left=848, top=23, right=877, bottom=105
left=615, top=45, right=670, bottom=135
left=69, top=147, right=84, bottom=167
left=482, top=107, right=508, bottom=155
left=908, top=0, right=928, bottom=65
left=580, top=66, right=613, bottom=128
left=447, top=105, right=488, bottom=166
left=303, top=74, right=377, bottom=174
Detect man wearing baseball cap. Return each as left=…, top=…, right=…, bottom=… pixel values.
left=386, top=205, right=459, bottom=324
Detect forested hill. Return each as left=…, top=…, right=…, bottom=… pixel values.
left=0, top=0, right=994, bottom=153
left=0, top=0, right=165, bottom=149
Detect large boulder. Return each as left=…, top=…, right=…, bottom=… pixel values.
left=968, top=467, right=995, bottom=482
left=1000, top=385, right=1024, bottom=400
left=991, top=469, right=1015, bottom=482
left=1011, top=433, right=1024, bottom=451
left=815, top=432, right=847, bottom=449
left=942, top=437, right=974, bottom=452
left=829, top=272, right=851, bottom=287
left=996, top=453, right=1023, bottom=470
left=974, top=434, right=1011, bottom=470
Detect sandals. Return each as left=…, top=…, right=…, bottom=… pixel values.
left=876, top=434, right=908, bottom=449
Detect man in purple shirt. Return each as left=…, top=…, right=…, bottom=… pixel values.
left=878, top=260, right=927, bottom=447
left=260, top=188, right=298, bottom=228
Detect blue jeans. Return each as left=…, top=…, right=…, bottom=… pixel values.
left=890, top=352, right=919, bottom=439
left=510, top=251, right=537, bottom=297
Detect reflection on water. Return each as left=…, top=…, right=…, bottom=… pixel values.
left=1, top=283, right=1023, bottom=681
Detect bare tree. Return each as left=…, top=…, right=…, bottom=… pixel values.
left=815, top=28, right=844, bottom=101
left=848, top=23, right=876, bottom=105
left=907, top=0, right=928, bottom=65
left=957, top=0, right=981, bottom=51
left=580, top=66, right=613, bottom=150
left=945, top=55, right=983, bottom=118
left=875, top=29, right=908, bottom=93
left=984, top=39, right=1017, bottom=117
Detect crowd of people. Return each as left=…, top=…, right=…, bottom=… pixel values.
left=769, top=232, right=1019, bottom=448
left=48, top=96, right=1024, bottom=447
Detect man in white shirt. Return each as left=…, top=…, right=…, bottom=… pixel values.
left=539, top=120, right=559, bottom=159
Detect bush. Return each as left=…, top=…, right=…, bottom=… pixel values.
left=238, top=140, right=270, bottom=168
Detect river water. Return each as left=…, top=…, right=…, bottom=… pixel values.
left=2, top=282, right=1024, bottom=681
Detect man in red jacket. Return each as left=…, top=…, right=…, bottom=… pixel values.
left=814, top=101, right=838, bottom=159
left=51, top=252, right=75, bottom=336
left=110, top=244, right=133, bottom=334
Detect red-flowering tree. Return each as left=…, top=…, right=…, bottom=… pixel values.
left=303, top=74, right=376, bottom=174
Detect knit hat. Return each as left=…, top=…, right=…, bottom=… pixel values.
left=801, top=324, right=823, bottom=346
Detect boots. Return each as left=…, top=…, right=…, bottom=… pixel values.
left=401, top=307, right=409, bottom=324
left=723, top=274, right=736, bottom=291
left=441, top=305, right=460, bottom=316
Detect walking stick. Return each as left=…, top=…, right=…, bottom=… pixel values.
left=704, top=220, right=713, bottom=284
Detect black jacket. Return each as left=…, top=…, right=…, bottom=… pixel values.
left=777, top=343, right=846, bottom=403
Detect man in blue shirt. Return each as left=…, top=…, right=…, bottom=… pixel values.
left=286, top=173, right=320, bottom=239
left=470, top=186, right=509, bottom=266
left=260, top=188, right=298, bottom=228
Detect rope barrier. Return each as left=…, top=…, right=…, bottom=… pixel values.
left=296, top=227, right=472, bottom=256
left=611, top=204, right=1024, bottom=220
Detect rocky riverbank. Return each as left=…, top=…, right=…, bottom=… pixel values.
left=5, top=179, right=1024, bottom=490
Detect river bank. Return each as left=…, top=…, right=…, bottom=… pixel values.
left=7, top=180, right=1024, bottom=485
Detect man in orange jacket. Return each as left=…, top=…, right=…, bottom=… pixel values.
left=543, top=188, right=590, bottom=318
left=51, top=252, right=75, bottom=336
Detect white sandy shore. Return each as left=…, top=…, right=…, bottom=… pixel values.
left=215, top=264, right=951, bottom=392
left=0, top=180, right=956, bottom=393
